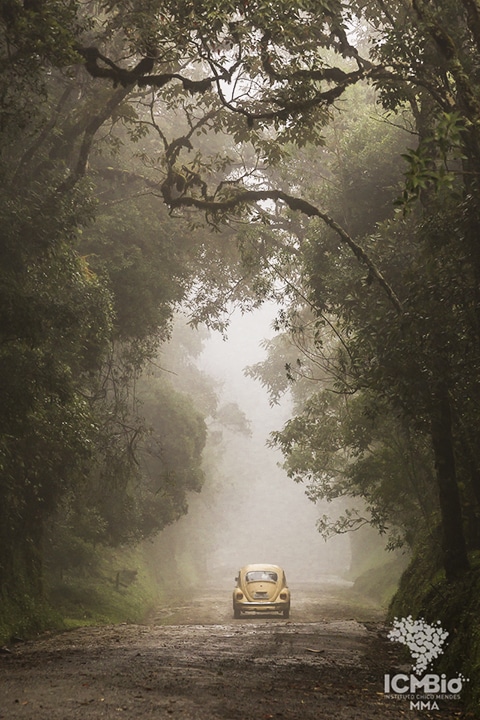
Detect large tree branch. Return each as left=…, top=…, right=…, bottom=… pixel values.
left=163, top=188, right=403, bottom=314
left=78, top=46, right=220, bottom=92
left=78, top=43, right=452, bottom=131
left=79, top=43, right=356, bottom=122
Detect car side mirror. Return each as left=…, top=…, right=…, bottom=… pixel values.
left=235, top=576, right=238, bottom=582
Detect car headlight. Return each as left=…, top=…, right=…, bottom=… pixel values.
left=280, top=592, right=288, bottom=600
left=235, top=592, right=244, bottom=600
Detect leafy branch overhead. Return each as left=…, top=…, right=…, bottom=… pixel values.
left=59, top=0, right=480, bottom=320
left=160, top=185, right=404, bottom=314
left=75, top=1, right=378, bottom=119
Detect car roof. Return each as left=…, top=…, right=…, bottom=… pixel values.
left=240, top=564, right=284, bottom=574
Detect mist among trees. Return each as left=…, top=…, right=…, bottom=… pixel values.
left=2, top=0, right=480, bottom=709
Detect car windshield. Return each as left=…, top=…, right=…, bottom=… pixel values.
left=245, top=570, right=278, bottom=583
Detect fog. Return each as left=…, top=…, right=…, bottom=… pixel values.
left=197, top=305, right=351, bottom=584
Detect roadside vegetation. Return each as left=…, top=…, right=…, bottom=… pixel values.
left=46, top=545, right=162, bottom=630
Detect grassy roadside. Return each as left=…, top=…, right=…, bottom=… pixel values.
left=0, top=543, right=163, bottom=645
left=49, top=545, right=162, bottom=629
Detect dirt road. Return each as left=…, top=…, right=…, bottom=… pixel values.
left=0, top=578, right=468, bottom=719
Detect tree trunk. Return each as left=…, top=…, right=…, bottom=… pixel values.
left=430, top=383, right=470, bottom=580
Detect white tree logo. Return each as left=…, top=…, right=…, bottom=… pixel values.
left=387, top=616, right=449, bottom=674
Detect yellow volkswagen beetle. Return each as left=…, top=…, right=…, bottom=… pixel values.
left=233, top=563, right=290, bottom=619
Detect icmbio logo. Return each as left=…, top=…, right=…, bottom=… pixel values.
left=383, top=616, right=468, bottom=711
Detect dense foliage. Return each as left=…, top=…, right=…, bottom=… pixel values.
left=0, top=1, right=217, bottom=614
